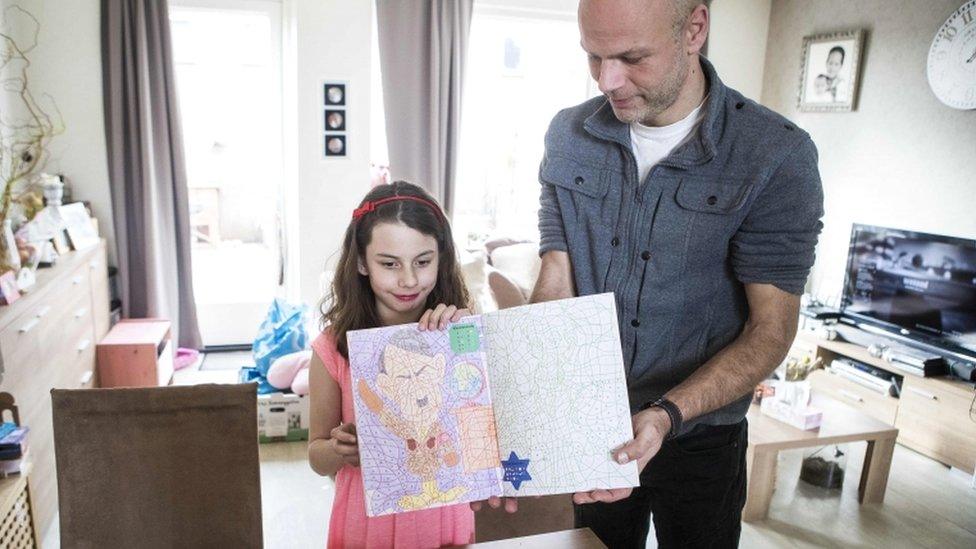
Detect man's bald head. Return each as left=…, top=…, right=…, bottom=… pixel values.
left=579, top=0, right=706, bottom=38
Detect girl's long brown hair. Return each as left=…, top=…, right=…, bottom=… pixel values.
left=320, top=181, right=471, bottom=358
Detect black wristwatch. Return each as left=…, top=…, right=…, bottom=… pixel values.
left=640, top=397, right=683, bottom=440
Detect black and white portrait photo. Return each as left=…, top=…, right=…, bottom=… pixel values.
left=798, top=30, right=864, bottom=112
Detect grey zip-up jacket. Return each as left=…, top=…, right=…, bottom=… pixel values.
left=538, top=56, right=824, bottom=433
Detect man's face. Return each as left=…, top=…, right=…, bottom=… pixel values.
left=377, top=346, right=445, bottom=425
left=579, top=0, right=690, bottom=125
left=826, top=51, right=843, bottom=78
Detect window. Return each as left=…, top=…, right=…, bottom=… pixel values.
left=454, top=3, right=598, bottom=246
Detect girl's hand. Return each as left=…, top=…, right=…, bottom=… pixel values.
left=418, top=304, right=472, bottom=331
left=330, top=423, right=360, bottom=467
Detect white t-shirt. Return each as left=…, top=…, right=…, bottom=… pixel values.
left=629, top=98, right=707, bottom=184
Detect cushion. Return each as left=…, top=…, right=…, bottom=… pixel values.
left=488, top=268, right=528, bottom=310
left=488, top=242, right=541, bottom=297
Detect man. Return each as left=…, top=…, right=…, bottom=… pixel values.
left=531, top=0, right=823, bottom=547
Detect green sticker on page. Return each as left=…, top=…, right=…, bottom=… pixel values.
left=449, top=323, right=480, bottom=354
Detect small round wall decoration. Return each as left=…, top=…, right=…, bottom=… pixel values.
left=927, top=0, right=976, bottom=109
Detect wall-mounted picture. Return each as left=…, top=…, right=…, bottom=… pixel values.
left=324, top=83, right=345, bottom=106
left=798, top=29, right=864, bottom=112
left=325, top=109, right=345, bottom=131
left=323, top=80, right=348, bottom=159
left=325, top=135, right=346, bottom=157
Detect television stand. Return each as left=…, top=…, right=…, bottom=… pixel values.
left=792, top=329, right=976, bottom=475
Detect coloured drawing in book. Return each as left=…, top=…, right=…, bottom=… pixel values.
left=347, top=293, right=639, bottom=516
left=348, top=316, right=502, bottom=517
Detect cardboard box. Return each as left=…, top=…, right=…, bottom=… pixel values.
left=257, top=392, right=309, bottom=443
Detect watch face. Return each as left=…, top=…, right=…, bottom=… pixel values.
left=928, top=0, right=976, bottom=109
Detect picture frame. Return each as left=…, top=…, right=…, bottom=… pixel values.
left=325, top=135, right=347, bottom=157
left=797, top=29, right=865, bottom=112
left=322, top=80, right=349, bottom=159
left=325, top=109, right=345, bottom=131
left=60, top=202, right=100, bottom=251
left=0, top=271, right=20, bottom=305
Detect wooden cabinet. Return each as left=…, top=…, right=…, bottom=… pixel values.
left=797, top=332, right=976, bottom=475
left=0, top=242, right=109, bottom=540
left=895, top=376, right=976, bottom=474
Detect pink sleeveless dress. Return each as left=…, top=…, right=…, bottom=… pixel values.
left=311, top=330, right=475, bottom=548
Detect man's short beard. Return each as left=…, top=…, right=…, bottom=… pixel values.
left=630, top=49, right=689, bottom=125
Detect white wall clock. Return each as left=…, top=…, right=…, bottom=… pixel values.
left=928, top=0, right=976, bottom=109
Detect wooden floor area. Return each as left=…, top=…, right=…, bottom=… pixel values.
left=258, top=440, right=976, bottom=548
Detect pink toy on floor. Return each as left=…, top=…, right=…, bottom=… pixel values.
left=266, top=350, right=312, bottom=396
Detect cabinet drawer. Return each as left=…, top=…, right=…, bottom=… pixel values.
left=0, top=295, right=62, bottom=379
left=808, top=369, right=899, bottom=425
left=895, top=376, right=976, bottom=474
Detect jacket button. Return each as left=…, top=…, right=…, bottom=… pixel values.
left=574, top=176, right=584, bottom=185
left=706, top=195, right=718, bottom=205
left=611, top=237, right=620, bottom=247
left=641, top=250, right=651, bottom=261
left=631, top=319, right=640, bottom=327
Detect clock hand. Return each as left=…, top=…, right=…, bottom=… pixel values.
left=968, top=47, right=976, bottom=63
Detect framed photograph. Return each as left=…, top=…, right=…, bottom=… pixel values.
left=797, top=29, right=864, bottom=112
left=325, top=109, right=345, bottom=131
left=60, top=202, right=100, bottom=251
left=0, top=271, right=20, bottom=305
left=322, top=80, right=349, bottom=160
left=325, top=135, right=346, bottom=157
left=324, top=83, right=345, bottom=106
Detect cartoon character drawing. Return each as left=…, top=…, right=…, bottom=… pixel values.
left=358, top=329, right=467, bottom=510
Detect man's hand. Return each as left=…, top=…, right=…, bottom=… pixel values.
left=572, top=407, right=671, bottom=505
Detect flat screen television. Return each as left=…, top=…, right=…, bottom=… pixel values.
left=841, top=224, right=976, bottom=358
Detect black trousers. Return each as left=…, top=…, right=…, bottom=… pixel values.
left=575, top=419, right=749, bottom=549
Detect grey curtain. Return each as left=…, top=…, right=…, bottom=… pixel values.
left=376, top=0, right=474, bottom=217
left=102, top=0, right=201, bottom=348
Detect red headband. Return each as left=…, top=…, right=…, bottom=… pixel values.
left=352, top=195, right=443, bottom=221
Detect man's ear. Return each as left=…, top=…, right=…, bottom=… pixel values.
left=357, top=256, right=369, bottom=276
left=685, top=3, right=709, bottom=55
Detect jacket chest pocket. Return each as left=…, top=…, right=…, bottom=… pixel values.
left=672, top=177, right=754, bottom=256
left=541, top=155, right=620, bottom=238
left=542, top=155, right=613, bottom=199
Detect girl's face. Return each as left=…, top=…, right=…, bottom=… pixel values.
left=359, top=222, right=440, bottom=326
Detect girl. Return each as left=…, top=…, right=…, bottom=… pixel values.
left=308, top=181, right=475, bottom=548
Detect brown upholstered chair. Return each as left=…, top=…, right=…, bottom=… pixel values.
left=51, top=384, right=263, bottom=548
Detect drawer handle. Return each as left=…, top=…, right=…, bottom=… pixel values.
left=77, top=339, right=91, bottom=352
left=72, top=275, right=83, bottom=285
left=19, top=318, right=39, bottom=333
left=839, top=389, right=864, bottom=403
left=74, top=308, right=88, bottom=319
left=79, top=371, right=94, bottom=385
left=908, top=387, right=938, bottom=401
left=36, top=305, right=52, bottom=318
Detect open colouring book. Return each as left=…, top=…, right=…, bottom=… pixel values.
left=347, top=293, right=639, bottom=517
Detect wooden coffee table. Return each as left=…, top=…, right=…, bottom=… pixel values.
left=744, top=393, right=899, bottom=522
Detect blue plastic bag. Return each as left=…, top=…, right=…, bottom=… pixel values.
left=252, top=298, right=308, bottom=392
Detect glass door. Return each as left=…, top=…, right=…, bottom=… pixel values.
left=170, top=0, right=285, bottom=347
